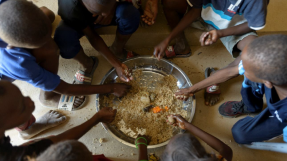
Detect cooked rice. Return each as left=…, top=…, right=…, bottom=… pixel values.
left=101, top=70, right=187, bottom=145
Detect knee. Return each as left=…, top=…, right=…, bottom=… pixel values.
left=232, top=124, right=250, bottom=144
left=237, top=35, right=258, bottom=51
left=162, top=0, right=172, bottom=8
left=162, top=0, right=179, bottom=10
left=54, top=22, right=81, bottom=59
left=116, top=4, right=140, bottom=34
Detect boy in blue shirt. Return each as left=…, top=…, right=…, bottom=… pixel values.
left=152, top=0, right=268, bottom=106
left=0, top=0, right=130, bottom=138
left=175, top=34, right=287, bottom=144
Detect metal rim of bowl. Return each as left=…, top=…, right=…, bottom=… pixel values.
left=96, top=56, right=196, bottom=149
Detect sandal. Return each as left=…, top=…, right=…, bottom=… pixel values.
left=109, top=47, right=139, bottom=62
left=163, top=45, right=191, bottom=59
left=74, top=56, right=99, bottom=84
left=204, top=67, right=221, bottom=106
left=69, top=56, right=99, bottom=111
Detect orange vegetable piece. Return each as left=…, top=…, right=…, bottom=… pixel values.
left=153, top=106, right=162, bottom=113
left=165, top=106, right=169, bottom=111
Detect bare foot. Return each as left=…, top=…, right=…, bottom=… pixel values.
left=174, top=36, right=191, bottom=55
left=81, top=56, right=94, bottom=74
left=204, top=68, right=221, bottom=106
left=19, top=110, right=67, bottom=139
left=204, top=89, right=220, bottom=106
left=39, top=90, right=85, bottom=110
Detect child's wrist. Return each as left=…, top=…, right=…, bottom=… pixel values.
left=138, top=143, right=148, bottom=149
left=217, top=30, right=224, bottom=38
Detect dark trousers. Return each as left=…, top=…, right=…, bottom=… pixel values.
left=232, top=77, right=287, bottom=144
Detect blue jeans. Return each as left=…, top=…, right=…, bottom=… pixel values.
left=54, top=3, right=140, bottom=59
left=232, top=77, right=287, bottom=144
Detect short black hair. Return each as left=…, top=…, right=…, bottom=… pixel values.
left=161, top=134, right=215, bottom=161
left=83, top=0, right=115, bottom=5
left=247, top=34, right=287, bottom=86
left=0, top=0, right=50, bottom=47
left=36, top=140, right=93, bottom=161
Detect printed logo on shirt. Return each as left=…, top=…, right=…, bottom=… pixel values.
left=227, top=0, right=243, bottom=14
left=274, top=110, right=283, bottom=123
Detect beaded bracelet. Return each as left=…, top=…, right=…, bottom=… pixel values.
left=135, top=137, right=147, bottom=145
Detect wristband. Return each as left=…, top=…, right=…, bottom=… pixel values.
left=136, top=142, right=147, bottom=149
left=135, top=137, right=147, bottom=145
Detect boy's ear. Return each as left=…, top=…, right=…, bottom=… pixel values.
left=263, top=80, right=273, bottom=89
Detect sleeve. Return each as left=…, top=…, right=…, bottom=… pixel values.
left=6, top=52, right=61, bottom=91
left=187, top=0, right=203, bottom=8
left=242, top=0, right=269, bottom=30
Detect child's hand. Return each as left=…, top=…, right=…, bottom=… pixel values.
left=154, top=39, right=169, bottom=61
left=174, top=88, right=194, bottom=101
left=112, top=83, right=131, bottom=97
left=200, top=30, right=222, bottom=46
left=115, top=64, right=133, bottom=82
left=167, top=115, right=188, bottom=130
left=96, top=107, right=117, bottom=123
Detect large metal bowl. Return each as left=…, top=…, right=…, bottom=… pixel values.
left=96, top=56, right=196, bottom=149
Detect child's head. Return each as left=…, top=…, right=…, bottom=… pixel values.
left=242, top=34, right=287, bottom=88
left=0, top=81, right=35, bottom=131
left=36, top=140, right=93, bottom=161
left=0, top=0, right=52, bottom=49
left=82, top=0, right=116, bottom=16
left=161, top=133, right=216, bottom=161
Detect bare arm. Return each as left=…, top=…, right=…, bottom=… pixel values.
left=175, top=56, right=241, bottom=97
left=50, top=107, right=116, bottom=143
left=83, top=26, right=121, bottom=68
left=53, top=80, right=130, bottom=97
left=167, top=8, right=202, bottom=42
left=201, top=23, right=254, bottom=46
left=219, top=22, right=253, bottom=37
left=83, top=26, right=132, bottom=82
left=171, top=115, right=233, bottom=161
left=154, top=8, right=201, bottom=60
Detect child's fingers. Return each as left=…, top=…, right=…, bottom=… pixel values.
left=120, top=75, right=128, bottom=82
left=153, top=48, right=159, bottom=58
left=201, top=32, right=210, bottom=46
left=157, top=50, right=164, bottom=61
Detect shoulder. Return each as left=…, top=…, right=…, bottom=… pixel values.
left=242, top=0, right=269, bottom=8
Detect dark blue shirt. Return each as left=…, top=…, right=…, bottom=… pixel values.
left=239, top=60, right=287, bottom=123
